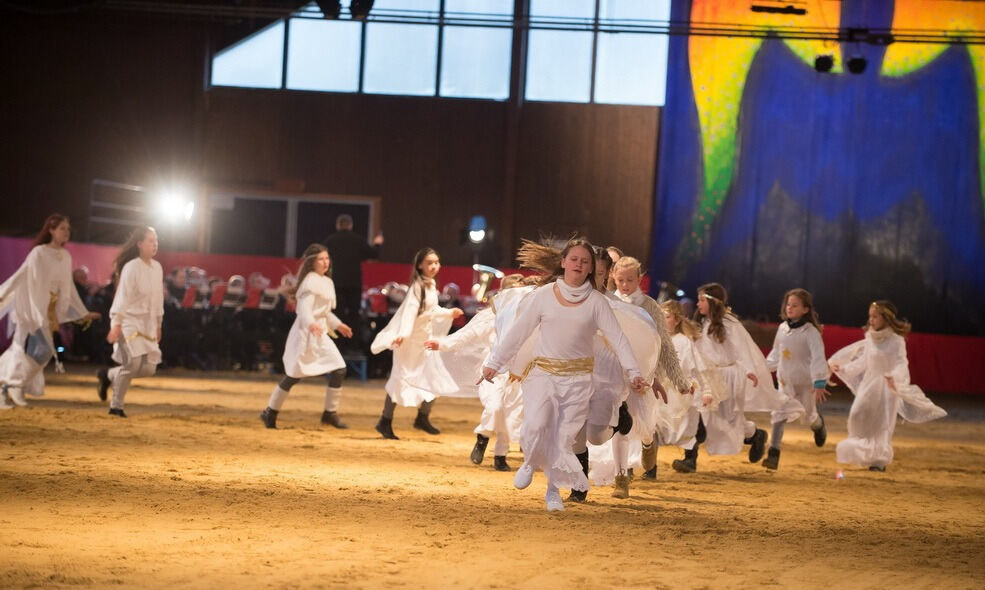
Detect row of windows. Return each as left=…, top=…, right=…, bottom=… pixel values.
left=210, top=0, right=670, bottom=106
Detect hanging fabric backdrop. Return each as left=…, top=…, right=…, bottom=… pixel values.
left=651, top=0, right=985, bottom=335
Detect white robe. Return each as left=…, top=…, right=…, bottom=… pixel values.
left=110, top=258, right=164, bottom=366
left=695, top=315, right=804, bottom=455
left=486, top=283, right=645, bottom=492
left=765, top=321, right=830, bottom=425
left=653, top=333, right=713, bottom=448
left=282, top=273, right=345, bottom=379
left=0, top=245, right=89, bottom=399
left=371, top=279, right=456, bottom=407
left=830, top=329, right=946, bottom=467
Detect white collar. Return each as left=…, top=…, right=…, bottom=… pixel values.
left=616, top=288, right=645, bottom=306
left=555, top=279, right=593, bottom=303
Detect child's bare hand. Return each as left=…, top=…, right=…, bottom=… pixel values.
left=423, top=340, right=439, bottom=351
left=814, top=387, right=829, bottom=403
left=701, top=393, right=714, bottom=407
left=747, top=372, right=758, bottom=387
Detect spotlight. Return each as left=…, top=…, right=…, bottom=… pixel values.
left=468, top=215, right=488, bottom=245
left=315, top=1, right=341, bottom=19
left=814, top=54, right=833, bottom=73
left=847, top=55, right=867, bottom=74
left=350, top=0, right=374, bottom=19
left=157, top=191, right=195, bottom=223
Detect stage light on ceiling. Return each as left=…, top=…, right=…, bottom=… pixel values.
left=814, top=54, right=834, bottom=73
left=468, top=215, right=487, bottom=244
left=350, top=0, right=374, bottom=19
left=315, top=1, right=341, bottom=19
left=157, top=190, right=195, bottom=222
left=847, top=55, right=867, bottom=74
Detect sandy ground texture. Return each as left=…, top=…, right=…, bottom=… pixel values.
left=1, top=367, right=983, bottom=589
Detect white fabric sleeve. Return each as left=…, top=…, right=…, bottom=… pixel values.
left=325, top=310, right=342, bottom=331
left=807, top=326, right=830, bottom=383
left=295, top=289, right=316, bottom=332
left=594, top=297, right=641, bottom=380
left=109, top=263, right=134, bottom=327
left=485, top=292, right=543, bottom=373
left=765, top=329, right=781, bottom=372
left=0, top=249, right=33, bottom=316
left=397, top=284, right=422, bottom=340
left=888, top=335, right=911, bottom=384
left=439, top=308, right=493, bottom=351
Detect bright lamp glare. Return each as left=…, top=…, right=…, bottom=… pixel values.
left=676, top=289, right=685, bottom=297
left=469, top=229, right=486, bottom=244
left=157, top=192, right=194, bottom=223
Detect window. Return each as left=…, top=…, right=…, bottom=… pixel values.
left=210, top=21, right=284, bottom=89
left=525, top=0, right=671, bottom=105
left=209, top=0, right=668, bottom=106
left=286, top=19, right=362, bottom=92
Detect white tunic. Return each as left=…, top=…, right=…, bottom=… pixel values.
left=0, top=245, right=89, bottom=397
left=765, top=321, right=829, bottom=424
left=371, top=279, right=456, bottom=407
left=830, top=329, right=946, bottom=467
left=110, top=258, right=164, bottom=365
left=282, top=273, right=345, bottom=379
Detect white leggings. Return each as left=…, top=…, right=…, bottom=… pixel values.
left=109, top=353, right=156, bottom=410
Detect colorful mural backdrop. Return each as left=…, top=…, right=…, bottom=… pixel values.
left=652, top=0, right=985, bottom=334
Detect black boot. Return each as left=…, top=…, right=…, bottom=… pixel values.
left=762, top=447, right=780, bottom=470
left=375, top=416, right=399, bottom=440
left=259, top=407, right=278, bottom=429
left=470, top=434, right=489, bottom=464
left=813, top=414, right=827, bottom=447
left=493, top=455, right=511, bottom=472
left=320, top=410, right=348, bottom=429
left=745, top=428, right=768, bottom=463
left=642, top=466, right=657, bottom=480
left=615, top=401, right=634, bottom=435
left=567, top=450, right=590, bottom=502
left=108, top=408, right=127, bottom=418
left=97, top=368, right=110, bottom=402
left=672, top=446, right=698, bottom=473
left=413, top=410, right=440, bottom=435
left=695, top=416, right=707, bottom=444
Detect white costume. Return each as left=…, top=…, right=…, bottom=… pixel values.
left=283, top=273, right=345, bottom=379
left=765, top=321, right=829, bottom=425
left=656, top=332, right=714, bottom=448
left=0, top=244, right=89, bottom=407
left=107, top=257, right=164, bottom=411
left=485, top=281, right=643, bottom=496
left=432, top=306, right=522, bottom=456
left=830, top=329, right=946, bottom=467
left=695, top=315, right=803, bottom=455
left=371, top=278, right=456, bottom=407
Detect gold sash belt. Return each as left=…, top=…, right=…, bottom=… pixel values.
left=516, top=356, right=594, bottom=380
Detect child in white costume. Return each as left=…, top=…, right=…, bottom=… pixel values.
left=259, top=244, right=353, bottom=429
left=684, top=283, right=804, bottom=468
left=371, top=247, right=463, bottom=440
left=648, top=300, right=718, bottom=477
left=1, top=214, right=96, bottom=409
left=425, top=274, right=531, bottom=472
left=762, top=288, right=830, bottom=470
left=481, top=238, right=649, bottom=513
left=829, top=300, right=946, bottom=471
left=601, top=256, right=689, bottom=498
left=98, top=226, right=164, bottom=417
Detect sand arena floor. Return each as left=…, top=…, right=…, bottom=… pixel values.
left=1, top=368, right=983, bottom=589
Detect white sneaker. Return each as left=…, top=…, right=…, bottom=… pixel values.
left=513, top=463, right=534, bottom=489
left=6, top=386, right=27, bottom=407
left=545, top=486, right=564, bottom=512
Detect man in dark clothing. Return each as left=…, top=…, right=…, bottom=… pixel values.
left=323, top=214, right=383, bottom=350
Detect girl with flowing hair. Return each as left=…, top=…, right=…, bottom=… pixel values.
left=481, top=237, right=651, bottom=512
left=761, top=288, right=830, bottom=470
left=1, top=214, right=97, bottom=408
left=97, top=225, right=163, bottom=417
left=371, top=247, right=464, bottom=440
left=828, top=300, right=945, bottom=471
left=681, top=283, right=803, bottom=468
left=259, top=244, right=353, bottom=429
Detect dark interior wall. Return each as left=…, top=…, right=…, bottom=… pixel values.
left=0, top=13, right=209, bottom=237
left=1, top=10, right=661, bottom=269
left=513, top=102, right=659, bottom=263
